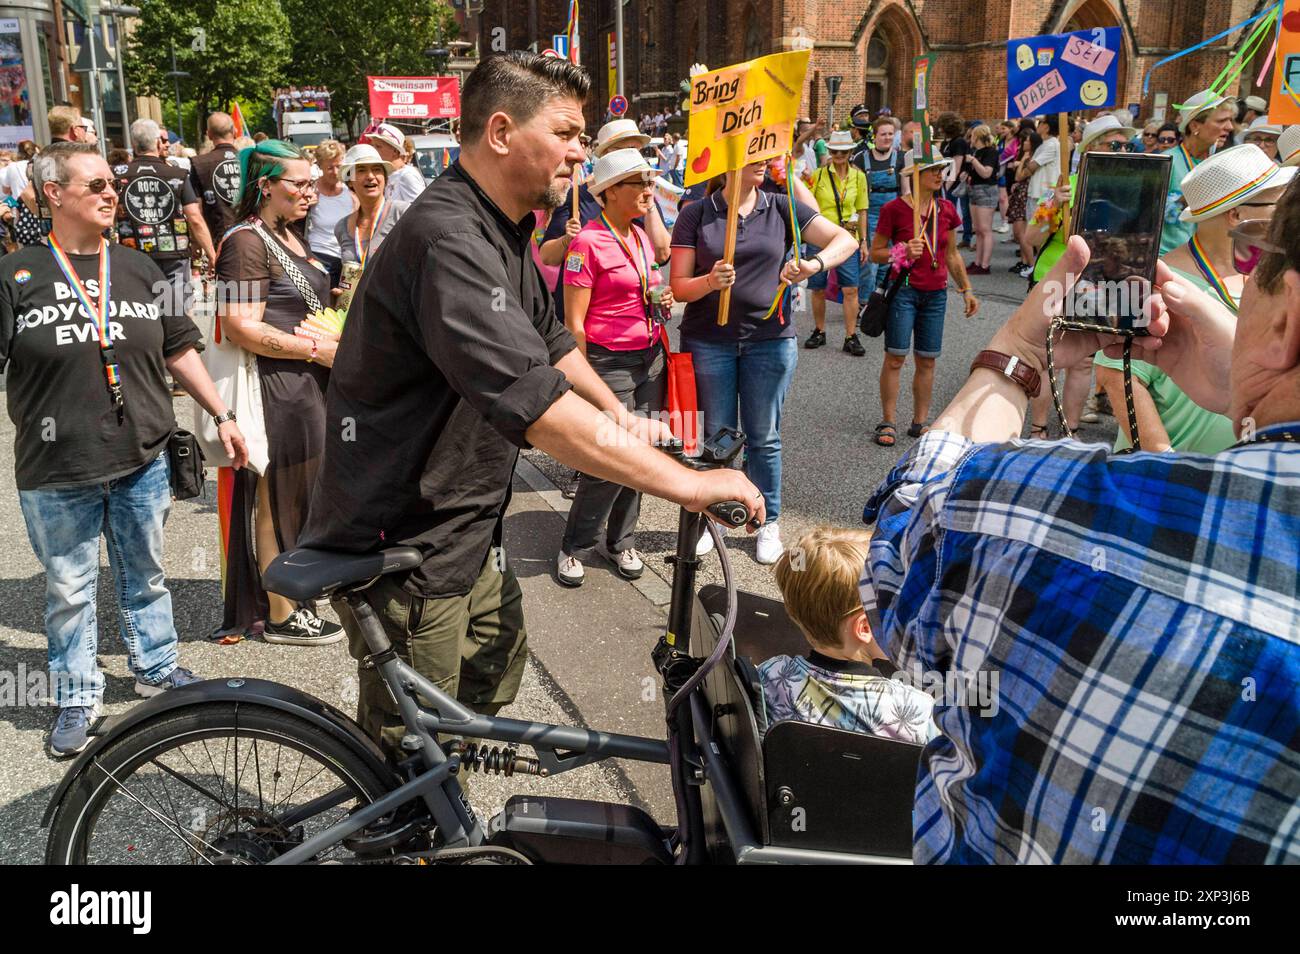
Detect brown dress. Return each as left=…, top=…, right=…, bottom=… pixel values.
left=215, top=224, right=331, bottom=632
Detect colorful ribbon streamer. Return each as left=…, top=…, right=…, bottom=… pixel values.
left=1144, top=1, right=1281, bottom=96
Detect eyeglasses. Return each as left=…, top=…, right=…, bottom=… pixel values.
left=1103, top=140, right=1140, bottom=153
left=614, top=177, right=653, bottom=190
left=1228, top=219, right=1283, bottom=276
left=276, top=177, right=317, bottom=195
left=1142, top=131, right=1157, bottom=139
left=1156, top=136, right=1178, bottom=145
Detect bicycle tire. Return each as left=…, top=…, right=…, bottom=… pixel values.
left=46, top=702, right=394, bottom=865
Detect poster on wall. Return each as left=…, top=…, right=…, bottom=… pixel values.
left=0, top=19, right=33, bottom=151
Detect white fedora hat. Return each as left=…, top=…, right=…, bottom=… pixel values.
left=1280, top=125, right=1300, bottom=167
left=340, top=143, right=393, bottom=182
left=1178, top=143, right=1297, bottom=222
left=593, top=119, right=649, bottom=157
left=902, top=143, right=953, bottom=176
left=1177, top=89, right=1232, bottom=132
left=1243, top=95, right=1269, bottom=114
left=1242, top=115, right=1283, bottom=138
left=1080, top=114, right=1138, bottom=151
left=587, top=148, right=655, bottom=198
left=826, top=129, right=857, bottom=151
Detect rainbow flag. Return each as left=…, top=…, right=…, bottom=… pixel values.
left=230, top=101, right=246, bottom=139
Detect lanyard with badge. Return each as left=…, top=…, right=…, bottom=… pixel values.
left=48, top=233, right=122, bottom=423
left=597, top=211, right=658, bottom=340
left=917, top=200, right=940, bottom=270
left=353, top=195, right=388, bottom=269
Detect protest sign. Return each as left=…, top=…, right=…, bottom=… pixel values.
left=1272, top=0, right=1300, bottom=124
left=1006, top=27, right=1121, bottom=118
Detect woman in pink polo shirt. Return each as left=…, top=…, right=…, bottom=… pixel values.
left=556, top=149, right=674, bottom=588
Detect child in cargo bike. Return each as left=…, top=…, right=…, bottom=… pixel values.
left=760, top=527, right=936, bottom=744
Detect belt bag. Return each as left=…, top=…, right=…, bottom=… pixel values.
left=167, top=429, right=206, bottom=500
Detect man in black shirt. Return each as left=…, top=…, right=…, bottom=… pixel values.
left=300, top=52, right=761, bottom=753
left=189, top=111, right=242, bottom=249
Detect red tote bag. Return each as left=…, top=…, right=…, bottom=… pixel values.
left=660, top=327, right=699, bottom=455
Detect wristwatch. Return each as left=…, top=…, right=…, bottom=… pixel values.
left=213, top=409, right=237, bottom=427
left=969, top=349, right=1042, bottom=399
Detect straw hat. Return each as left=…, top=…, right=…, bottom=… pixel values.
left=1242, top=115, right=1283, bottom=139
left=1279, top=125, right=1300, bottom=167
left=1079, top=114, right=1138, bottom=151
left=593, top=119, right=650, bottom=157
left=1178, top=143, right=1297, bottom=222
left=1177, top=89, right=1231, bottom=132
left=902, top=143, right=953, bottom=176
left=826, top=129, right=857, bottom=151
left=587, top=148, right=655, bottom=199
left=340, top=143, right=393, bottom=182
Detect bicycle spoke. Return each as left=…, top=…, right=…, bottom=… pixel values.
left=89, top=758, right=218, bottom=864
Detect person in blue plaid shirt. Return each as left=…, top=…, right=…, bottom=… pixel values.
left=861, top=185, right=1300, bottom=864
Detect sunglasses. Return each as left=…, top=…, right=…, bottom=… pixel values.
left=1103, top=140, right=1140, bottom=153
left=614, top=177, right=653, bottom=190
left=1157, top=137, right=1178, bottom=145
left=66, top=177, right=114, bottom=196
left=1142, top=132, right=1157, bottom=139
left=1228, top=219, right=1283, bottom=276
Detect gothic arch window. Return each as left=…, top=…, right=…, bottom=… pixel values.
left=864, top=34, right=889, bottom=115
left=744, top=6, right=764, bottom=61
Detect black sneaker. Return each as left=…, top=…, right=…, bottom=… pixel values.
left=804, top=329, right=826, bottom=349
left=1007, top=261, right=1025, bottom=273
left=264, top=608, right=345, bottom=646
left=843, top=334, right=866, bottom=356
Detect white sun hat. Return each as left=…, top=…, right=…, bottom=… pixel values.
left=1079, top=114, right=1138, bottom=151
left=1178, top=143, right=1297, bottom=222
left=1279, top=125, right=1300, bottom=167
left=826, top=129, right=857, bottom=151
left=1177, top=89, right=1232, bottom=132
left=593, top=119, right=650, bottom=157
left=587, top=147, right=655, bottom=199
left=1242, top=115, right=1283, bottom=139
left=362, top=121, right=405, bottom=155
left=340, top=143, right=393, bottom=182
left=902, top=143, right=953, bottom=176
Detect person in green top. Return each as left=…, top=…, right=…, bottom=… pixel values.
left=1160, top=90, right=1236, bottom=255
left=805, top=130, right=870, bottom=355
left=1028, top=114, right=1137, bottom=437
left=1095, top=142, right=1295, bottom=453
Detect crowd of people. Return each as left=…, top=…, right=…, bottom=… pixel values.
left=0, top=50, right=1297, bottom=864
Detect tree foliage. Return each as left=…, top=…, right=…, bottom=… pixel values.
left=277, top=0, right=460, bottom=135
left=123, top=0, right=291, bottom=142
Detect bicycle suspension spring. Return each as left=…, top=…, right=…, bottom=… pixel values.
left=447, top=741, right=541, bottom=777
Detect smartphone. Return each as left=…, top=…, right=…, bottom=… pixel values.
left=1067, top=152, right=1172, bottom=334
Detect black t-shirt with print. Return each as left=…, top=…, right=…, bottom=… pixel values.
left=0, top=244, right=202, bottom=490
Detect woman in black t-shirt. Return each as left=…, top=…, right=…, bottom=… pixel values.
left=0, top=142, right=248, bottom=756
left=216, top=140, right=341, bottom=646
left=936, top=112, right=972, bottom=248
left=965, top=125, right=1002, bottom=274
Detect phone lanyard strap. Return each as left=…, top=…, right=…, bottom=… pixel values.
left=49, top=233, right=121, bottom=423
left=1187, top=235, right=1239, bottom=312
left=598, top=213, right=654, bottom=337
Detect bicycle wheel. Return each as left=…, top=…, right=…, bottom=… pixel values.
left=46, top=702, right=395, bottom=865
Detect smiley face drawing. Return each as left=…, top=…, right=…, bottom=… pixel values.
left=1080, top=79, right=1108, bottom=106
left=1015, top=44, right=1034, bottom=71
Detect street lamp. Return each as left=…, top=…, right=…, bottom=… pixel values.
left=100, top=5, right=141, bottom=144
left=166, top=41, right=190, bottom=143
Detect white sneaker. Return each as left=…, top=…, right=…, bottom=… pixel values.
left=696, top=528, right=715, bottom=557
left=556, top=551, right=585, bottom=587
left=613, top=547, right=644, bottom=580
left=994, top=223, right=1010, bottom=233
left=1080, top=394, right=1101, bottom=424
left=755, top=522, right=784, bottom=565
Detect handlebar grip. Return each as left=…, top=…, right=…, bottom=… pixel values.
left=707, top=500, right=751, bottom=528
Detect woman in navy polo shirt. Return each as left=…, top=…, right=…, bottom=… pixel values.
left=670, top=159, right=855, bottom=564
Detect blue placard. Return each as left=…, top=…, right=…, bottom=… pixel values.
left=552, top=34, right=569, bottom=59
left=1006, top=27, right=1121, bottom=118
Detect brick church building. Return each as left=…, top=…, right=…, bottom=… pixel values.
left=476, top=0, right=1273, bottom=127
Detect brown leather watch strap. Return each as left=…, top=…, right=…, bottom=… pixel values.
left=969, top=349, right=1042, bottom=399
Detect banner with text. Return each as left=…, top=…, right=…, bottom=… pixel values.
left=367, top=76, right=461, bottom=120
left=1005, top=27, right=1121, bottom=118
left=684, top=50, right=811, bottom=187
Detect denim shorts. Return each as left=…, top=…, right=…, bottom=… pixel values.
left=971, top=184, right=1000, bottom=208
left=806, top=242, right=860, bottom=290
left=885, top=283, right=947, bottom=358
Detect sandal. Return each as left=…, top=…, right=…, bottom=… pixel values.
left=1029, top=423, right=1049, bottom=439
left=907, top=421, right=930, bottom=438
left=874, top=422, right=897, bottom=447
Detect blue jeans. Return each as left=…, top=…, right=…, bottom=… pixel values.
left=683, top=336, right=797, bottom=522
left=886, top=284, right=948, bottom=358
left=19, top=453, right=180, bottom=707
left=859, top=203, right=891, bottom=299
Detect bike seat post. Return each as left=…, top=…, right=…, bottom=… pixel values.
left=664, top=506, right=703, bottom=657
left=343, top=592, right=393, bottom=656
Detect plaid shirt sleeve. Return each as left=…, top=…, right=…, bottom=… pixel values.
left=861, top=429, right=1300, bottom=865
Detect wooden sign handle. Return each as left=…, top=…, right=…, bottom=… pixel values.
left=912, top=166, right=921, bottom=234
left=1058, top=111, right=1072, bottom=239
left=716, top=172, right=743, bottom=325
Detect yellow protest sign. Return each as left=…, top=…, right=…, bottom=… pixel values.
left=684, top=50, right=810, bottom=186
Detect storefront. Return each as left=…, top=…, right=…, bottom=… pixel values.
left=0, top=2, right=57, bottom=149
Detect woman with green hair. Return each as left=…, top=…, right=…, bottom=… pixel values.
left=214, top=139, right=343, bottom=645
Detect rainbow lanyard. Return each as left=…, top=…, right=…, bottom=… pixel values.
left=48, top=233, right=120, bottom=418
left=353, top=195, right=387, bottom=270
left=1177, top=143, right=1202, bottom=174
left=917, top=199, right=940, bottom=268
left=1187, top=235, right=1239, bottom=312
left=597, top=212, right=653, bottom=336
